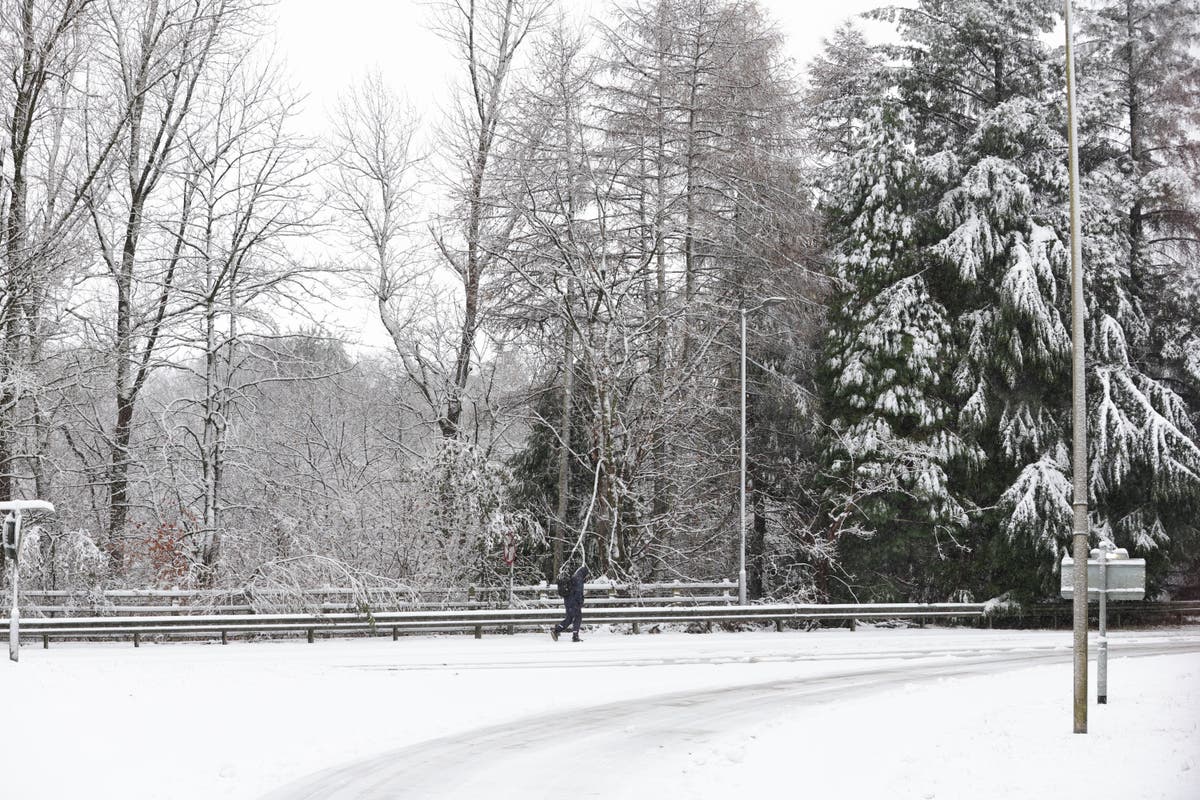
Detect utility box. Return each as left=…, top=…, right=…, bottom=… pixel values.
left=1061, top=548, right=1146, bottom=601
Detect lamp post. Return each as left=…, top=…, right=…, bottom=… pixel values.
left=740, top=297, right=786, bottom=605
left=1064, top=0, right=1090, bottom=735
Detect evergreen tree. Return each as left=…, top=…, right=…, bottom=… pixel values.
left=821, top=1, right=1073, bottom=599
left=819, top=0, right=1200, bottom=599
left=804, top=22, right=885, bottom=161
left=822, top=106, right=973, bottom=600
left=1077, top=0, right=1200, bottom=589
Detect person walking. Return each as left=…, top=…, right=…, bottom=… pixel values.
left=552, top=563, right=589, bottom=642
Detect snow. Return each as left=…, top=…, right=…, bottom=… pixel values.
left=4, top=627, right=1198, bottom=799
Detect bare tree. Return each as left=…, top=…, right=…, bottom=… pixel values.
left=82, top=0, right=260, bottom=550
left=325, top=69, right=431, bottom=423
left=0, top=0, right=106, bottom=505
left=426, top=0, right=551, bottom=439
left=160, top=55, right=318, bottom=583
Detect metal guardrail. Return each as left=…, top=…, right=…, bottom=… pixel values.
left=2, top=593, right=1195, bottom=648
left=0, top=602, right=989, bottom=646
left=13, top=581, right=739, bottom=617
left=1021, top=601, right=1200, bottom=626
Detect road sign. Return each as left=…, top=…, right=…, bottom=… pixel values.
left=1061, top=548, right=1146, bottom=601
left=2, top=499, right=56, bottom=662
left=1061, top=545, right=1146, bottom=707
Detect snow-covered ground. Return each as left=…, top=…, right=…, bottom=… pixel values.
left=7, top=626, right=1199, bottom=799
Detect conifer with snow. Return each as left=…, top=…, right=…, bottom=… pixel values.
left=1076, top=0, right=1200, bottom=577
left=822, top=106, right=972, bottom=598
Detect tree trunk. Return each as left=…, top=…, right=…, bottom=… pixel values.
left=750, top=475, right=767, bottom=600
left=554, top=312, right=574, bottom=575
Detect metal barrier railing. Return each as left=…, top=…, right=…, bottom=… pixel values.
left=0, top=601, right=990, bottom=646
left=2, top=594, right=1195, bottom=648
left=13, top=580, right=740, bottom=617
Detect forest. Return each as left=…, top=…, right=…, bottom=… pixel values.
left=1, top=0, right=1197, bottom=605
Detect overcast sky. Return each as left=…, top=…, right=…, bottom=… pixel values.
left=275, top=0, right=891, bottom=136
left=271, top=0, right=893, bottom=349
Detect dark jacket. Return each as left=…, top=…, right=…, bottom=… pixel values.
left=567, top=564, right=589, bottom=606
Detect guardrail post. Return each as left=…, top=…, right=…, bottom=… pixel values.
left=392, top=627, right=398, bottom=641
left=133, top=632, right=140, bottom=648
left=306, top=629, right=313, bottom=644
left=42, top=634, right=48, bottom=649
left=469, top=585, right=482, bottom=638
left=850, top=617, right=857, bottom=632
left=221, top=631, right=227, bottom=645
left=775, top=619, right=782, bottom=632
left=632, top=622, right=640, bottom=635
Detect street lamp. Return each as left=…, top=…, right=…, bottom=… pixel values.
left=1064, top=0, right=1091, bottom=735
left=740, top=297, right=786, bottom=605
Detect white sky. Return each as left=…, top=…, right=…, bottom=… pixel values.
left=269, top=0, right=893, bottom=350
left=274, top=0, right=890, bottom=139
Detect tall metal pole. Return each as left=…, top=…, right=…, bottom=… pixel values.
left=8, top=511, right=21, bottom=663
left=1098, top=542, right=1108, bottom=704
left=1064, top=0, right=1090, bottom=735
left=739, top=307, right=748, bottom=605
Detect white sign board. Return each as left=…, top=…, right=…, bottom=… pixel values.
left=1060, top=548, right=1146, bottom=601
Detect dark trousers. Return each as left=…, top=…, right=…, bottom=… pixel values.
left=555, top=601, right=582, bottom=634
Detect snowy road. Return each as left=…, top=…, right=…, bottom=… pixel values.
left=265, top=635, right=1200, bottom=800
left=8, top=626, right=1198, bottom=800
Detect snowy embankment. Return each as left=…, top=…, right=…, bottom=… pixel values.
left=6, top=626, right=1199, bottom=800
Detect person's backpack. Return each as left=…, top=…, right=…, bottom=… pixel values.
left=556, top=574, right=572, bottom=598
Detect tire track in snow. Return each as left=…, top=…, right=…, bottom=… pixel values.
left=264, top=639, right=1200, bottom=800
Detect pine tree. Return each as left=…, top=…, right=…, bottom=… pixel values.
left=1077, top=0, right=1200, bottom=588
left=937, top=99, right=1075, bottom=568
left=822, top=106, right=973, bottom=600
left=818, top=1, right=1072, bottom=598
left=821, top=0, right=1200, bottom=599
left=805, top=22, right=884, bottom=161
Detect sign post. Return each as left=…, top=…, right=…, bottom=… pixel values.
left=1099, top=543, right=1108, bottom=704
left=1, top=500, right=56, bottom=662
left=502, top=532, right=517, bottom=608
left=1061, top=545, right=1145, bottom=706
